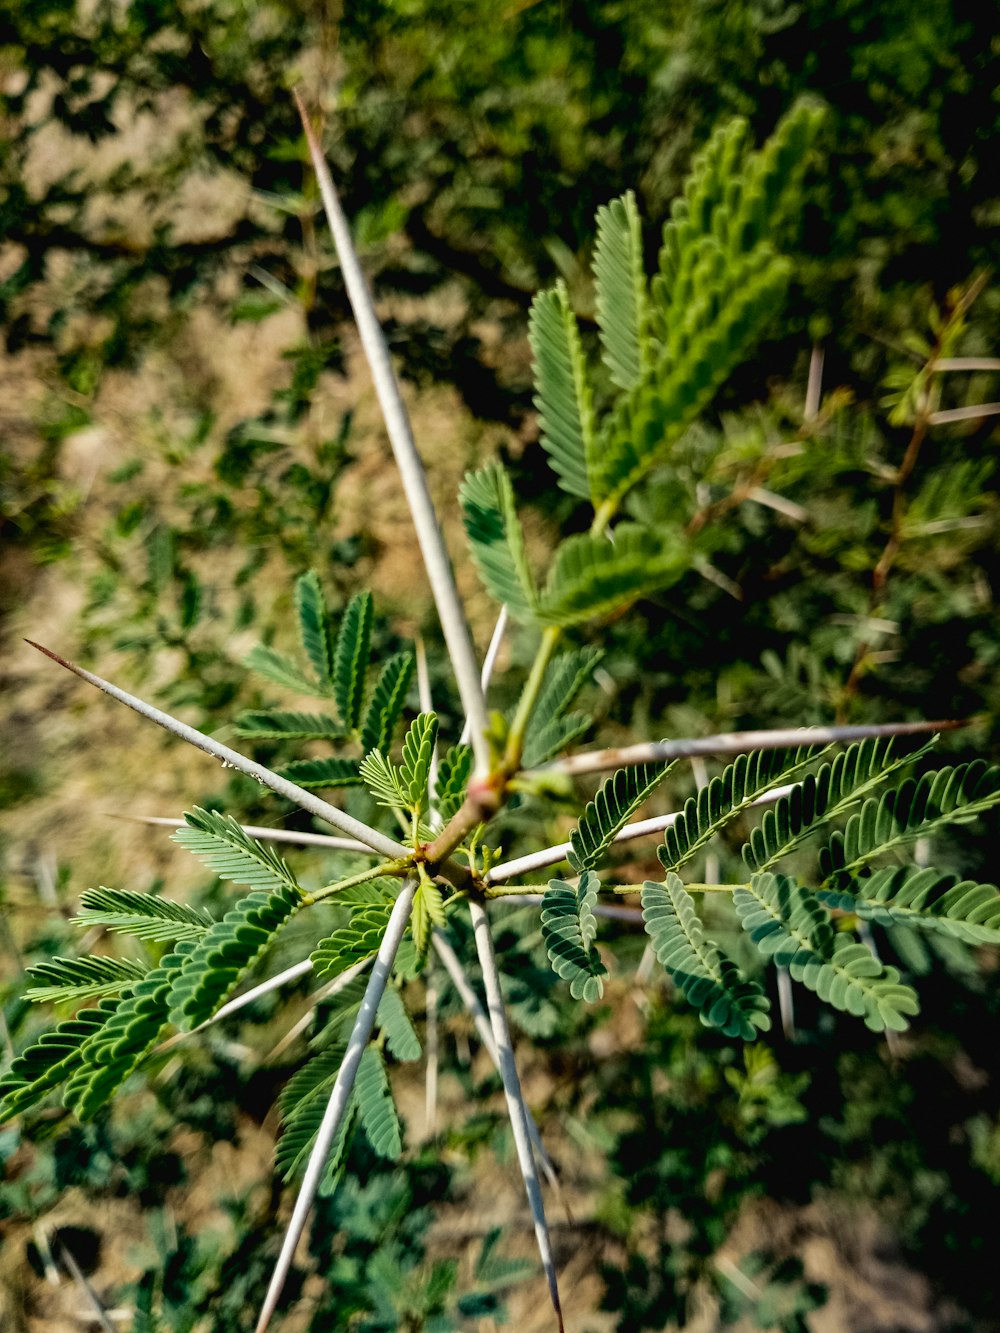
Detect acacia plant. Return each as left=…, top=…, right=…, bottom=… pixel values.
left=5, top=96, right=1000, bottom=1330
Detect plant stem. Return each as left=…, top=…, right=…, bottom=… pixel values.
left=503, top=624, right=562, bottom=772
left=308, top=858, right=412, bottom=903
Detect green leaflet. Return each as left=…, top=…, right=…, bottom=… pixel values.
left=166, top=883, right=304, bottom=1030
left=73, top=887, right=214, bottom=943
left=400, top=712, right=439, bottom=816
left=819, top=760, right=1000, bottom=879
left=361, top=651, right=415, bottom=755
left=359, top=749, right=409, bottom=813
left=660, top=745, right=824, bottom=873
left=355, top=1045, right=403, bottom=1159
left=232, top=709, right=345, bottom=740
left=65, top=940, right=199, bottom=1119
left=528, top=282, right=596, bottom=500
left=312, top=905, right=393, bottom=980
left=295, top=569, right=334, bottom=690
left=435, top=743, right=474, bottom=822
left=532, top=646, right=603, bottom=725
left=377, top=985, right=421, bottom=1061
left=276, top=1041, right=356, bottom=1185
left=540, top=872, right=607, bottom=1002
left=742, top=737, right=936, bottom=873
left=819, top=866, right=1000, bottom=946
left=569, top=754, right=676, bottom=873
left=333, top=590, right=374, bottom=733
left=459, top=464, right=538, bottom=619
left=0, top=998, right=121, bottom=1121
left=521, top=712, right=593, bottom=769
left=173, top=807, right=298, bottom=894
left=276, top=757, right=364, bottom=789
left=640, top=877, right=770, bottom=1040
left=243, top=643, right=328, bottom=699
left=410, top=875, right=446, bottom=959
left=25, top=956, right=149, bottom=1004
left=594, top=190, right=648, bottom=391
left=536, top=524, right=687, bottom=627
left=734, top=874, right=919, bottom=1033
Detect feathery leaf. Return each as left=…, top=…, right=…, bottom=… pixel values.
left=166, top=884, right=304, bottom=1029
left=355, top=1045, right=402, bottom=1159
left=359, top=750, right=409, bottom=813
left=244, top=644, right=328, bottom=698
left=660, top=744, right=824, bottom=873
left=275, top=757, right=364, bottom=790
left=400, top=713, right=439, bottom=816
left=734, top=873, right=919, bottom=1032
left=276, top=1041, right=355, bottom=1185
left=411, top=875, right=446, bottom=958
left=521, top=711, right=594, bottom=769
left=73, top=887, right=214, bottom=943
left=173, top=807, right=298, bottom=894
left=312, top=905, right=394, bottom=980
left=594, top=190, right=649, bottom=390
left=529, top=282, right=596, bottom=499
left=25, top=956, right=149, bottom=1004
left=641, top=877, right=770, bottom=1039
left=819, top=866, right=1000, bottom=946
left=541, top=871, right=608, bottom=1002
left=361, top=651, right=415, bottom=755
left=435, top=743, right=474, bottom=822
left=295, top=570, right=334, bottom=690
left=570, top=754, right=676, bottom=873
left=376, top=985, right=421, bottom=1061
left=333, top=591, right=374, bottom=732
left=0, top=999, right=121, bottom=1120
left=232, top=710, right=345, bottom=741
left=459, top=464, right=539, bottom=619
left=537, top=524, right=686, bottom=626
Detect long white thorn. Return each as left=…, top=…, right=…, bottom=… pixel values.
left=540, top=718, right=963, bottom=779
left=431, top=929, right=559, bottom=1190
left=467, top=901, right=564, bottom=1330
left=461, top=606, right=508, bottom=746
left=255, top=880, right=416, bottom=1333
left=294, top=93, right=490, bottom=775
left=28, top=642, right=408, bottom=859
left=114, top=813, right=377, bottom=853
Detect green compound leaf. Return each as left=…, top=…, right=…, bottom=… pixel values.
left=244, top=643, right=329, bottom=699
left=661, top=744, right=825, bottom=873
left=65, top=941, right=199, bottom=1119
left=819, top=760, right=1000, bottom=880
left=359, top=749, right=409, bottom=813
left=277, top=1041, right=356, bottom=1187
left=532, top=646, right=604, bottom=726
left=295, top=570, right=334, bottom=691
left=173, top=807, right=298, bottom=895
left=400, top=712, right=439, bottom=815
left=25, top=956, right=149, bottom=1004
left=569, top=754, right=677, bottom=873
left=641, top=876, right=770, bottom=1040
left=742, top=737, right=936, bottom=873
left=411, top=875, right=446, bottom=959
left=536, top=524, right=687, bottom=627
left=333, top=590, right=374, bottom=732
left=232, top=709, right=345, bottom=741
left=528, top=281, right=597, bottom=500
left=734, top=873, right=919, bottom=1033
left=435, top=743, right=474, bottom=822
left=275, top=757, right=364, bottom=789
left=594, top=190, right=649, bottom=391
left=311, top=904, right=393, bottom=980
left=459, top=463, right=539, bottom=619
left=541, top=871, right=608, bottom=1002
left=819, top=866, right=1000, bottom=947
left=355, top=1045, right=402, bottom=1159
left=376, top=985, right=421, bottom=1062
left=0, top=998, right=121, bottom=1121
left=73, top=887, right=214, bottom=943
left=166, top=884, right=304, bottom=1030
left=361, top=651, right=415, bottom=755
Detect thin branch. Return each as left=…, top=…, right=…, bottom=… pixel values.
left=294, top=92, right=490, bottom=774
left=425, top=971, right=439, bottom=1137
left=431, top=928, right=559, bottom=1191
left=467, top=901, right=564, bottom=1330
left=27, top=641, right=407, bottom=859
left=486, top=894, right=644, bottom=920
left=461, top=606, right=508, bottom=746
left=255, top=879, right=417, bottom=1333
left=930, top=357, right=1000, bottom=372
left=538, top=718, right=965, bottom=779
left=113, top=813, right=376, bottom=853
left=415, top=634, right=440, bottom=820
left=804, top=341, right=824, bottom=420
left=927, top=401, right=1000, bottom=425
